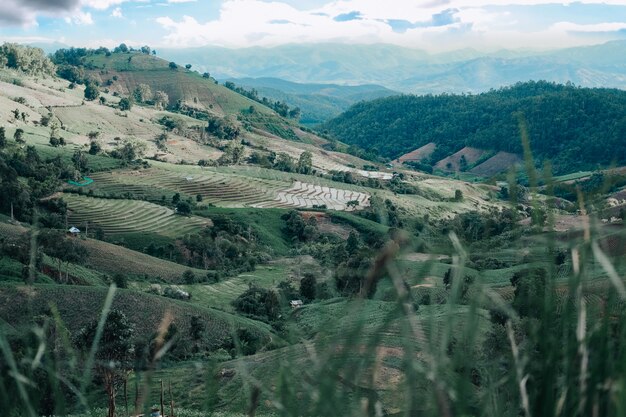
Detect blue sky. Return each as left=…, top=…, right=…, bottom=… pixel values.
left=1, top=0, right=626, bottom=51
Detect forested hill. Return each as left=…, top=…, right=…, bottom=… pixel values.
left=323, top=81, right=626, bottom=174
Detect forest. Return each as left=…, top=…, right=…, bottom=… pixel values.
left=323, top=81, right=626, bottom=174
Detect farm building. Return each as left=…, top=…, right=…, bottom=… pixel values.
left=290, top=300, right=304, bottom=308
left=68, top=226, right=80, bottom=236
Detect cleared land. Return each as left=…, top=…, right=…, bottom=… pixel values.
left=470, top=151, right=522, bottom=176
left=397, top=142, right=436, bottom=163
left=434, top=147, right=488, bottom=172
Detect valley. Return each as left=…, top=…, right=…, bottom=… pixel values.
left=0, top=42, right=626, bottom=417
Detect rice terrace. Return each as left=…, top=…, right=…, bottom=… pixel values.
left=3, top=3, right=626, bottom=417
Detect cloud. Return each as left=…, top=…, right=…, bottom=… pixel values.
left=0, top=0, right=131, bottom=26
left=65, top=10, right=94, bottom=24
left=167, top=0, right=197, bottom=3
left=153, top=0, right=626, bottom=51
left=111, top=7, right=123, bottom=17
left=0, top=0, right=81, bottom=25
left=334, top=11, right=362, bottom=22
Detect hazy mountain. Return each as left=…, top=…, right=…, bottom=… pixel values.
left=159, top=41, right=626, bottom=94
left=225, top=77, right=397, bottom=125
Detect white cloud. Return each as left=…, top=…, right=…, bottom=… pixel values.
left=81, top=0, right=128, bottom=10
left=167, top=0, right=197, bottom=3
left=65, top=10, right=94, bottom=24
left=153, top=0, right=626, bottom=50
left=111, top=6, right=123, bottom=17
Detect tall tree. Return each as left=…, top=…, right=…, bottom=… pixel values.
left=75, top=309, right=134, bottom=417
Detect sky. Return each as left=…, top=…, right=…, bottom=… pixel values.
left=0, top=0, right=626, bottom=51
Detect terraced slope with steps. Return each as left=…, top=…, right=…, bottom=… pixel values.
left=63, top=193, right=211, bottom=237
left=82, top=167, right=371, bottom=211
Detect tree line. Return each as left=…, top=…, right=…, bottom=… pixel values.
left=323, top=81, right=626, bottom=174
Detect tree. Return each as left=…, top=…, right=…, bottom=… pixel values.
left=0, top=127, right=5, bottom=148
left=89, top=140, right=102, bottom=155
left=345, top=231, right=360, bottom=254
left=183, top=269, right=196, bottom=284
left=116, top=43, right=129, bottom=53
left=74, top=310, right=134, bottom=417
left=133, top=83, right=152, bottom=103
left=140, top=45, right=151, bottom=55
left=232, top=287, right=280, bottom=323
left=112, top=273, right=127, bottom=289
left=39, top=229, right=89, bottom=282
left=176, top=201, right=192, bottom=215
left=84, top=82, right=99, bottom=101
left=185, top=64, right=192, bottom=70
left=297, top=151, right=313, bottom=174
left=335, top=252, right=376, bottom=297
left=154, top=91, right=169, bottom=109
left=196, top=194, right=203, bottom=202
left=172, top=193, right=181, bottom=205
left=274, top=152, right=296, bottom=172
left=118, top=97, right=132, bottom=111
left=110, top=139, right=146, bottom=163
left=300, top=272, right=317, bottom=302
left=169, top=62, right=177, bottom=70
left=202, top=72, right=210, bottom=79
left=454, top=189, right=463, bottom=201
left=71, top=150, right=88, bottom=172
left=217, top=141, right=245, bottom=165
left=14, top=128, right=24, bottom=143
left=459, top=155, right=468, bottom=171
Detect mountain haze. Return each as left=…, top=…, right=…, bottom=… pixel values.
left=160, top=41, right=626, bottom=94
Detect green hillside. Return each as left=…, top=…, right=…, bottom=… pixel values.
left=324, top=81, right=626, bottom=174
left=0, top=284, right=279, bottom=351
left=83, top=52, right=277, bottom=117
left=227, top=77, right=397, bottom=125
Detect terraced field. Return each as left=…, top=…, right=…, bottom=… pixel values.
left=85, top=167, right=370, bottom=211
left=256, top=181, right=370, bottom=210
left=63, top=193, right=211, bottom=237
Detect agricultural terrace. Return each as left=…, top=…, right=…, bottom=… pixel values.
left=63, top=193, right=211, bottom=238
left=82, top=164, right=371, bottom=211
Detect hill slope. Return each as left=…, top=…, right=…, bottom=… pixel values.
left=226, top=77, right=397, bottom=125
left=324, top=81, right=626, bottom=174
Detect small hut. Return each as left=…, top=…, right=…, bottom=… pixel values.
left=68, top=226, right=80, bottom=237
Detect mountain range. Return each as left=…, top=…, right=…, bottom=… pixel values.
left=158, top=41, right=626, bottom=94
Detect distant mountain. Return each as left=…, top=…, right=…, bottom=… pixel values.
left=323, top=81, right=626, bottom=175
left=159, top=41, right=626, bottom=94
left=225, top=77, right=397, bottom=125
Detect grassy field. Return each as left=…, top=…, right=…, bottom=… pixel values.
left=131, top=262, right=291, bottom=312
left=0, top=284, right=279, bottom=351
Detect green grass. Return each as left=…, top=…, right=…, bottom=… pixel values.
left=0, top=284, right=278, bottom=350
left=553, top=170, right=593, bottom=182
left=132, top=263, right=289, bottom=312
left=194, top=207, right=292, bottom=255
